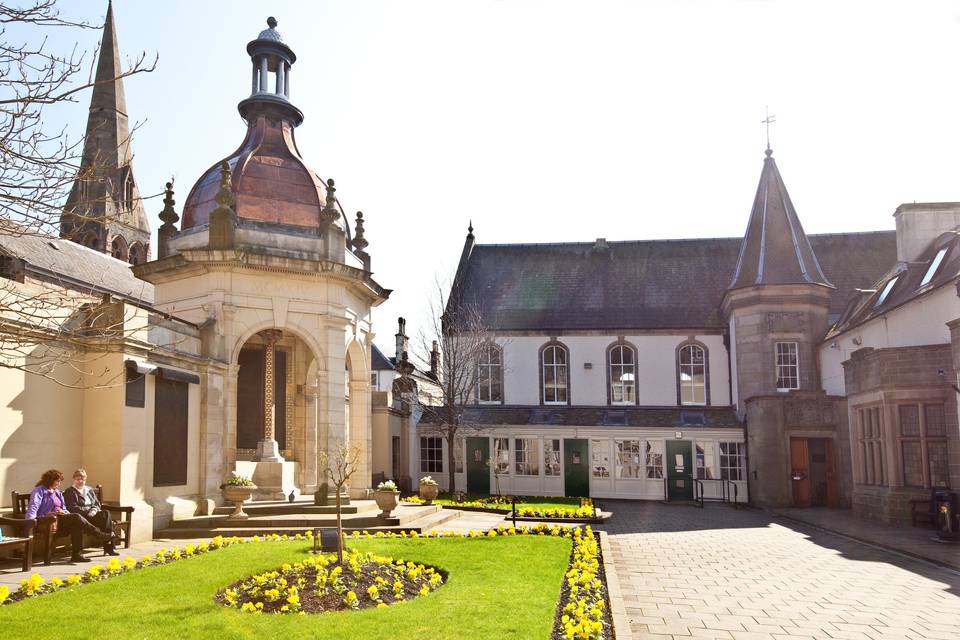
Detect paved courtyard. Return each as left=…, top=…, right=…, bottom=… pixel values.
left=598, top=502, right=960, bottom=640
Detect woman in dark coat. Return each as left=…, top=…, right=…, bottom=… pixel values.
left=64, top=468, right=119, bottom=556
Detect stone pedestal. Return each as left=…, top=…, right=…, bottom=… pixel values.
left=236, top=460, right=298, bottom=501
left=255, top=438, right=284, bottom=463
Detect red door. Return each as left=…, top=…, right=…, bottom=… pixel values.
left=790, top=438, right=811, bottom=507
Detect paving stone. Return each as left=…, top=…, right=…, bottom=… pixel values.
left=598, top=502, right=960, bottom=640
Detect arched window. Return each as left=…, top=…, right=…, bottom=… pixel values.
left=540, top=342, right=569, bottom=405
left=82, top=232, right=99, bottom=250
left=608, top=342, right=636, bottom=405
left=476, top=342, right=503, bottom=404
left=677, top=343, right=708, bottom=406
left=111, top=236, right=128, bottom=261
left=128, top=242, right=145, bottom=266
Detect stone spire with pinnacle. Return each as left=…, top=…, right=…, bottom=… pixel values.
left=60, top=0, right=150, bottom=264
left=728, top=147, right=832, bottom=290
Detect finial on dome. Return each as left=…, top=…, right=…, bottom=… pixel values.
left=159, top=179, right=178, bottom=225
left=320, top=177, right=340, bottom=228
left=468, top=220, right=474, bottom=237
left=215, top=161, right=235, bottom=208
left=764, top=147, right=773, bottom=158
left=353, top=211, right=369, bottom=252
left=267, top=16, right=277, bottom=28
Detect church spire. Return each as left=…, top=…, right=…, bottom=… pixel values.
left=61, top=0, right=150, bottom=264
left=728, top=148, right=832, bottom=290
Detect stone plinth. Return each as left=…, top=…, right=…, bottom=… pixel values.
left=236, top=460, right=297, bottom=501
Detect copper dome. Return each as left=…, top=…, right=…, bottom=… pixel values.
left=181, top=18, right=327, bottom=230
left=181, top=114, right=327, bottom=229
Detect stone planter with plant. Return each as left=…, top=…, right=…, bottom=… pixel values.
left=374, top=480, right=400, bottom=517
left=223, top=473, right=257, bottom=519
left=418, top=475, right=439, bottom=504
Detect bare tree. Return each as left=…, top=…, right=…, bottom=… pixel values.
left=0, top=1, right=157, bottom=383
left=417, top=279, right=496, bottom=494
left=319, top=444, right=361, bottom=565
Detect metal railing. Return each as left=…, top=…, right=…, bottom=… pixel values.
left=693, top=478, right=741, bottom=508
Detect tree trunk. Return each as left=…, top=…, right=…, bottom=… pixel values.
left=335, top=484, right=344, bottom=565
left=447, top=433, right=456, bottom=494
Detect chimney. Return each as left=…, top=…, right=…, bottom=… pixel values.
left=893, top=202, right=960, bottom=262
left=395, top=317, right=407, bottom=362
left=430, top=340, right=439, bottom=379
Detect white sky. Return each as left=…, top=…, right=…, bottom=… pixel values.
left=38, top=0, right=960, bottom=355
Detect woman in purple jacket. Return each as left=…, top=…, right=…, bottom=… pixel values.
left=25, top=469, right=112, bottom=563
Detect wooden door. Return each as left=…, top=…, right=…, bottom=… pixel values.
left=563, top=439, right=590, bottom=497
left=237, top=347, right=265, bottom=450
left=466, top=437, right=490, bottom=494
left=824, top=438, right=838, bottom=508
left=790, top=438, right=811, bottom=507
left=666, top=440, right=694, bottom=501
left=154, top=377, right=188, bottom=486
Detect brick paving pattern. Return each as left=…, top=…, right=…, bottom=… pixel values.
left=598, top=501, right=960, bottom=640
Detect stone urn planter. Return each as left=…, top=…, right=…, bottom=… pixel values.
left=374, top=489, right=400, bottom=518
left=223, top=484, right=257, bottom=519
left=418, top=478, right=439, bottom=505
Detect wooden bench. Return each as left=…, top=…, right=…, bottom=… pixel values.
left=11, top=485, right=135, bottom=565
left=0, top=516, right=35, bottom=571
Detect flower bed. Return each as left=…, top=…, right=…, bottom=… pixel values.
left=216, top=548, right=444, bottom=614
left=403, top=494, right=599, bottom=521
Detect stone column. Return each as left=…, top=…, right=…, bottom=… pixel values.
left=259, top=56, right=269, bottom=93
left=251, top=59, right=259, bottom=94
left=276, top=61, right=285, bottom=95
left=283, top=63, right=290, bottom=98
left=256, top=330, right=284, bottom=462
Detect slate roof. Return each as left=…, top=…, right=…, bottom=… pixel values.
left=829, top=226, right=960, bottom=337
left=729, top=150, right=832, bottom=289
left=454, top=231, right=896, bottom=331
left=0, top=232, right=154, bottom=304
left=371, top=343, right=395, bottom=371
left=419, top=405, right=742, bottom=429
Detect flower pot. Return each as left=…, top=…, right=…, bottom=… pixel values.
left=374, top=489, right=400, bottom=518
left=418, top=483, right=439, bottom=505
left=223, top=484, right=257, bottom=519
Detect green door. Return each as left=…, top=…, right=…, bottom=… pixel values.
left=666, top=440, right=693, bottom=501
left=466, top=437, right=490, bottom=494
left=563, top=438, right=590, bottom=498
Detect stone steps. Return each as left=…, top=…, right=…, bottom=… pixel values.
left=155, top=500, right=456, bottom=539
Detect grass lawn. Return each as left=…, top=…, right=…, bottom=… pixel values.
left=0, top=535, right=572, bottom=639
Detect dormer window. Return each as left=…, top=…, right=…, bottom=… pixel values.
left=919, top=247, right=948, bottom=288
left=875, top=276, right=899, bottom=308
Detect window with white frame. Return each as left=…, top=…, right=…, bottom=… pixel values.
left=719, top=442, right=744, bottom=481
left=477, top=343, right=503, bottom=403
left=615, top=439, right=643, bottom=479
left=370, top=372, right=379, bottom=388
left=775, top=342, right=799, bottom=391
left=514, top=438, right=540, bottom=476
left=678, top=344, right=706, bottom=405
left=454, top=436, right=464, bottom=474
left=544, top=439, right=561, bottom=476
left=695, top=441, right=716, bottom=479
left=875, top=275, right=899, bottom=307
left=541, top=344, right=568, bottom=404
left=420, top=437, right=443, bottom=473
left=645, top=440, right=663, bottom=478
left=591, top=439, right=610, bottom=478
left=493, top=437, right=510, bottom=475
left=609, top=344, right=636, bottom=404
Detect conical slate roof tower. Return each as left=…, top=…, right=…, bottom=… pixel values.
left=61, top=0, right=150, bottom=265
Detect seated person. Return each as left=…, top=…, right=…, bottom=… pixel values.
left=25, top=468, right=112, bottom=563
left=64, top=468, right=119, bottom=556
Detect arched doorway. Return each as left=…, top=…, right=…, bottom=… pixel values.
left=234, top=328, right=318, bottom=464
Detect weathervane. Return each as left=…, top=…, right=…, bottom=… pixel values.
left=762, top=106, right=776, bottom=153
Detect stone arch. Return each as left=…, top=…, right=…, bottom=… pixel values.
left=231, top=319, right=326, bottom=368
left=344, top=338, right=371, bottom=493
left=128, top=241, right=146, bottom=266
left=110, top=235, right=128, bottom=261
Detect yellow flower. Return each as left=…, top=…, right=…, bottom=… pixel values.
left=87, top=565, right=103, bottom=578
left=0, top=585, right=9, bottom=603
left=367, top=585, right=379, bottom=600
left=67, top=575, right=81, bottom=586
